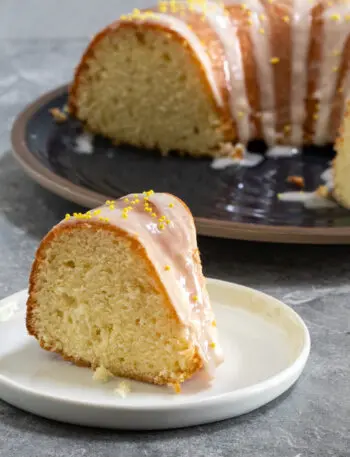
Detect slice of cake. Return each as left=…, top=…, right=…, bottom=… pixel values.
left=334, top=102, right=350, bottom=209
left=26, top=192, right=223, bottom=389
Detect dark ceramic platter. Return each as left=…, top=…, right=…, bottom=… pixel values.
left=11, top=85, right=350, bottom=243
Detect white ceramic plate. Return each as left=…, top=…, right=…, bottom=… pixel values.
left=0, top=279, right=310, bottom=430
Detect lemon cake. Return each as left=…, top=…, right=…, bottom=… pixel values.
left=26, top=192, right=223, bottom=389
left=334, top=102, right=350, bottom=208
left=68, top=0, right=350, bottom=156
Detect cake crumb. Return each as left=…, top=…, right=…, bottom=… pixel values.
left=93, top=365, right=113, bottom=383
left=287, top=175, right=305, bottom=188
left=49, top=107, right=67, bottom=123
left=170, top=382, right=181, bottom=394
left=114, top=380, right=131, bottom=398
left=219, top=142, right=245, bottom=159
left=316, top=185, right=330, bottom=198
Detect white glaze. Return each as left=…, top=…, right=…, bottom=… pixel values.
left=290, top=0, right=313, bottom=144
left=62, top=193, right=224, bottom=377
left=321, top=167, right=334, bottom=188
left=278, top=191, right=337, bottom=209
left=211, top=151, right=264, bottom=169
left=74, top=132, right=94, bottom=155
left=266, top=145, right=301, bottom=158
left=226, top=0, right=276, bottom=145
left=314, top=5, right=350, bottom=144
left=133, top=12, right=223, bottom=108
left=196, top=1, right=251, bottom=142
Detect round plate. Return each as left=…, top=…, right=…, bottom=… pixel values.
left=11, top=85, right=350, bottom=244
left=0, top=279, right=310, bottom=430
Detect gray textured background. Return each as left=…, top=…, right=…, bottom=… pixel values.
left=0, top=2, right=350, bottom=456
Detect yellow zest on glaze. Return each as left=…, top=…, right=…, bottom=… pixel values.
left=330, top=13, right=340, bottom=21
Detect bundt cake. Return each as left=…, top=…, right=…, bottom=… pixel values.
left=334, top=101, right=350, bottom=208
left=26, top=192, right=223, bottom=390
left=69, top=0, right=350, bottom=157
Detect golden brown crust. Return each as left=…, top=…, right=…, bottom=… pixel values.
left=226, top=5, right=263, bottom=138
left=29, top=331, right=202, bottom=387
left=26, top=197, right=204, bottom=386
left=303, top=2, right=325, bottom=142
left=262, top=0, right=292, bottom=140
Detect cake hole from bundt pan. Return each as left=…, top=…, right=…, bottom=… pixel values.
left=62, top=293, right=77, bottom=307
left=64, top=260, right=75, bottom=268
